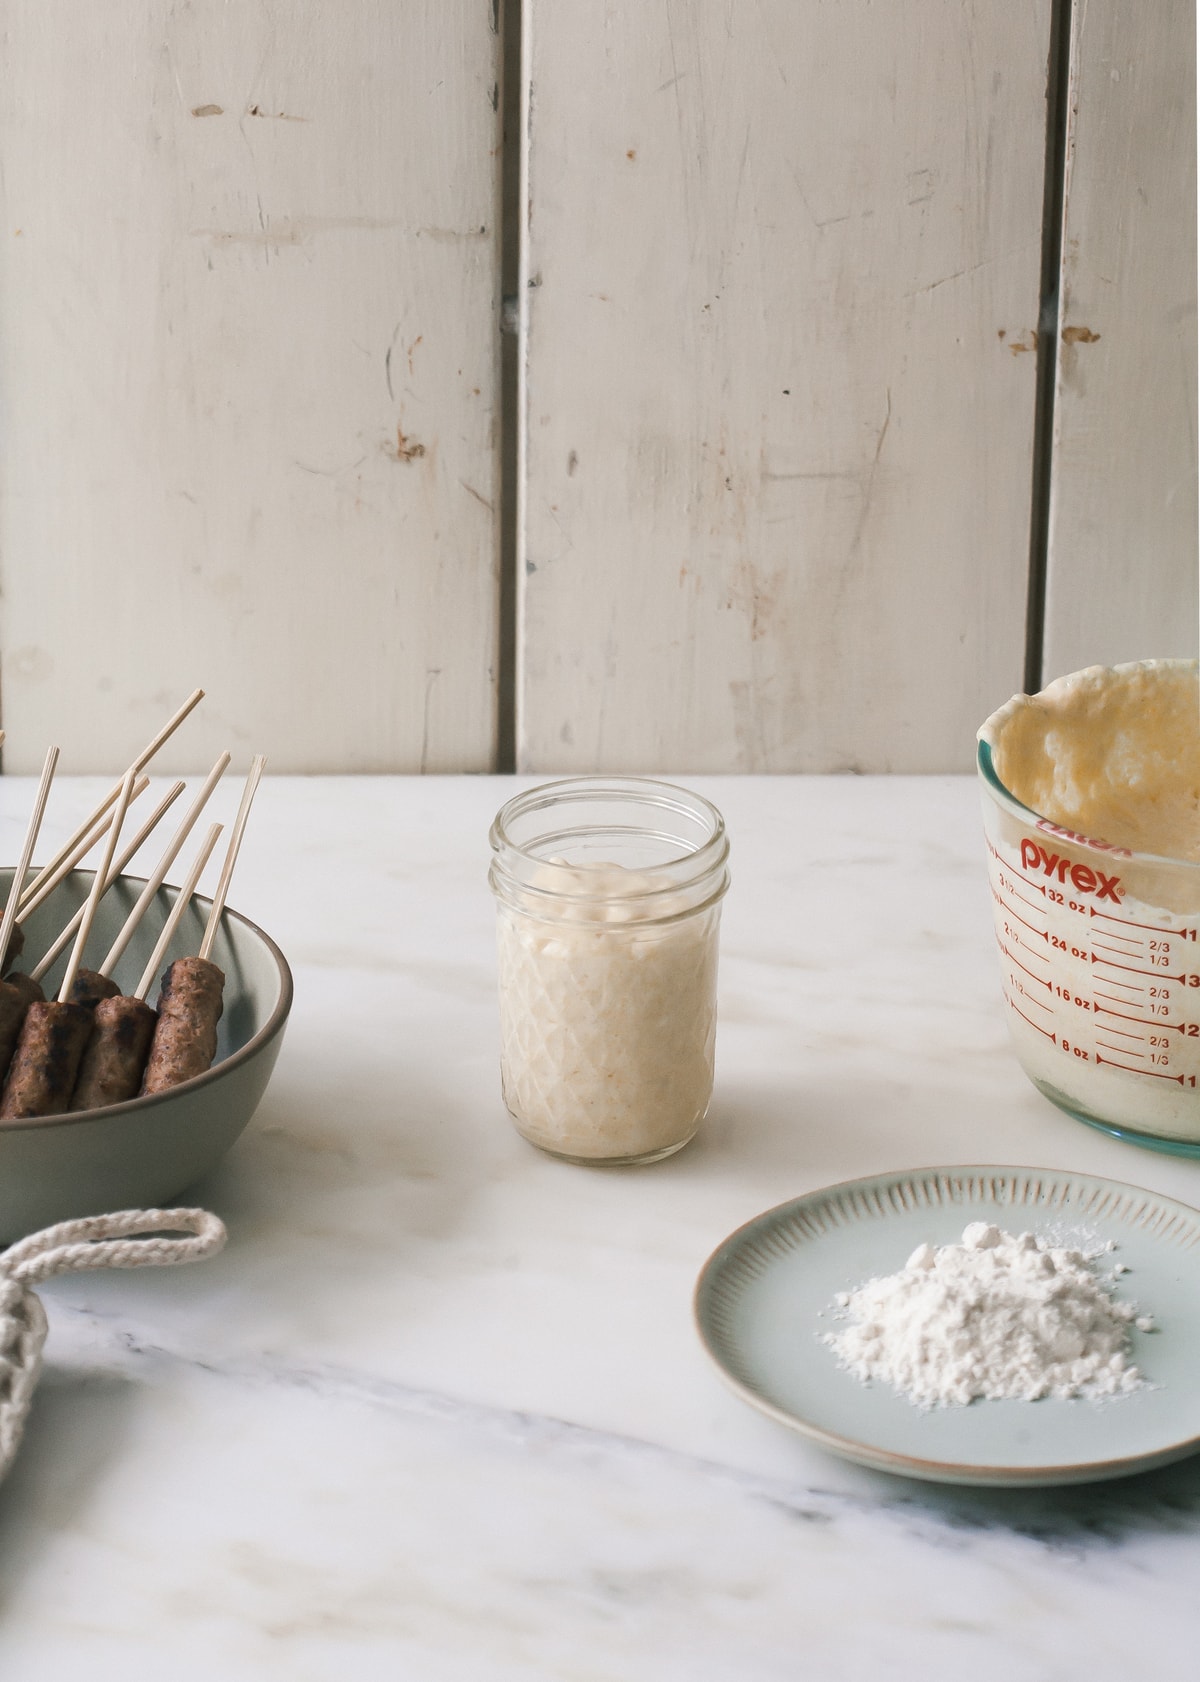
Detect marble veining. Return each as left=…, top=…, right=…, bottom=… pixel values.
left=1, top=775, right=1199, bottom=1678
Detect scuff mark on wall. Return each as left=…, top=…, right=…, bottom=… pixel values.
left=387, top=425, right=426, bottom=463
left=848, top=387, right=891, bottom=557
left=459, top=479, right=493, bottom=512
left=728, top=678, right=763, bottom=770
left=419, top=668, right=442, bottom=774
left=191, top=216, right=404, bottom=248
left=247, top=104, right=309, bottom=122
left=418, top=226, right=490, bottom=243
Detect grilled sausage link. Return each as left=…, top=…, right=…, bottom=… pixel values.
left=0, top=971, right=45, bottom=1085
left=69, top=968, right=122, bottom=1010
left=0, top=1000, right=93, bottom=1118
left=71, top=994, right=158, bottom=1111
left=140, top=956, right=225, bottom=1095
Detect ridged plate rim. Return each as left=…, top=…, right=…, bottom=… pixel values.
left=694, top=1164, right=1200, bottom=1487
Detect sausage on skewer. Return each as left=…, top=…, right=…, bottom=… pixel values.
left=72, top=824, right=224, bottom=1110
left=138, top=757, right=265, bottom=1098
left=1, top=971, right=44, bottom=1017
left=0, top=719, right=195, bottom=1112
left=0, top=771, right=160, bottom=1088
left=68, top=969, right=122, bottom=1010
left=0, top=746, right=61, bottom=1091
left=0, top=999, right=93, bottom=1118
left=66, top=763, right=231, bottom=1112
left=140, top=956, right=225, bottom=1095
left=3, top=778, right=180, bottom=1095
left=0, top=971, right=44, bottom=1078
left=0, top=768, right=138, bottom=1120
left=70, top=994, right=158, bottom=1112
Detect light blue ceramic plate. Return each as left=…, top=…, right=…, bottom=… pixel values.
left=694, top=1166, right=1200, bottom=1487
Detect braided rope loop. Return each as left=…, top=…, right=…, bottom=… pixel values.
left=0, top=1208, right=227, bottom=1286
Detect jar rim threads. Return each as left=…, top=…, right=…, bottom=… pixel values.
left=490, top=776, right=730, bottom=923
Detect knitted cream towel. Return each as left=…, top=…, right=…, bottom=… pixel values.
left=0, top=1207, right=226, bottom=1483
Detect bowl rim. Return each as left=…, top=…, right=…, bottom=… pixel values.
left=0, top=871, right=293, bottom=1133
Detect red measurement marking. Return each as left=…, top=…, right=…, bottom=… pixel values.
left=1092, top=909, right=1194, bottom=936
left=1092, top=908, right=1177, bottom=933
left=999, top=942, right=1053, bottom=989
left=988, top=840, right=1047, bottom=894
left=1004, top=991, right=1056, bottom=1040
left=1091, top=938, right=1144, bottom=957
left=1091, top=955, right=1183, bottom=981
left=1090, top=927, right=1142, bottom=947
left=1018, top=937, right=1052, bottom=963
left=1005, top=927, right=1052, bottom=963
left=991, top=887, right=1048, bottom=941
left=1095, top=1054, right=1187, bottom=1083
left=1091, top=978, right=1146, bottom=996
left=995, top=873, right=1048, bottom=913
left=1095, top=1023, right=1146, bottom=1041
left=1097, top=1040, right=1144, bottom=1057
left=1008, top=983, right=1054, bottom=1013
left=1093, top=1005, right=1194, bottom=1039
left=1093, top=1001, right=1175, bottom=1030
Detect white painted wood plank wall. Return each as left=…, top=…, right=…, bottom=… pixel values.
left=0, top=4, right=1193, bottom=776
left=1042, top=0, right=1198, bottom=679
left=517, top=1, right=1051, bottom=772
left=0, top=1, right=502, bottom=774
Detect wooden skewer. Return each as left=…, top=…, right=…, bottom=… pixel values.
left=134, top=823, right=224, bottom=1002
left=18, top=687, right=203, bottom=909
left=0, top=746, right=60, bottom=970
left=57, top=768, right=138, bottom=1005
left=17, top=774, right=151, bottom=924
left=98, top=751, right=231, bottom=980
left=199, top=755, right=266, bottom=962
left=29, top=781, right=187, bottom=985
left=19, top=783, right=126, bottom=911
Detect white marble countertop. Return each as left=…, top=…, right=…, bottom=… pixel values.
left=2, top=773, right=1200, bottom=1679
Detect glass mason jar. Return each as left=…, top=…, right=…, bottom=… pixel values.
left=489, top=777, right=731, bottom=1164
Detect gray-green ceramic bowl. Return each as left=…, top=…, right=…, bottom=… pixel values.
left=0, top=868, right=291, bottom=1240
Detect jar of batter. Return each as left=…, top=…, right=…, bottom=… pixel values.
left=489, top=778, right=730, bottom=1164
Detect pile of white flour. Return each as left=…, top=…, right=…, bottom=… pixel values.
left=823, top=1222, right=1154, bottom=1408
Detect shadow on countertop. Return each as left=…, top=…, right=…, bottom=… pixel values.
left=822, top=1450, right=1200, bottom=1551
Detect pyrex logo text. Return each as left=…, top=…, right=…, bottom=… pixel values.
left=1035, top=818, right=1132, bottom=858
left=1020, top=839, right=1122, bottom=902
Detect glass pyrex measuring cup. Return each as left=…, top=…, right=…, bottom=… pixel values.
left=978, top=661, right=1200, bottom=1155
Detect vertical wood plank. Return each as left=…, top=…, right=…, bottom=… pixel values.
left=0, top=1, right=501, bottom=772
left=519, top=2, right=1052, bottom=772
left=1042, top=0, right=1198, bottom=679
